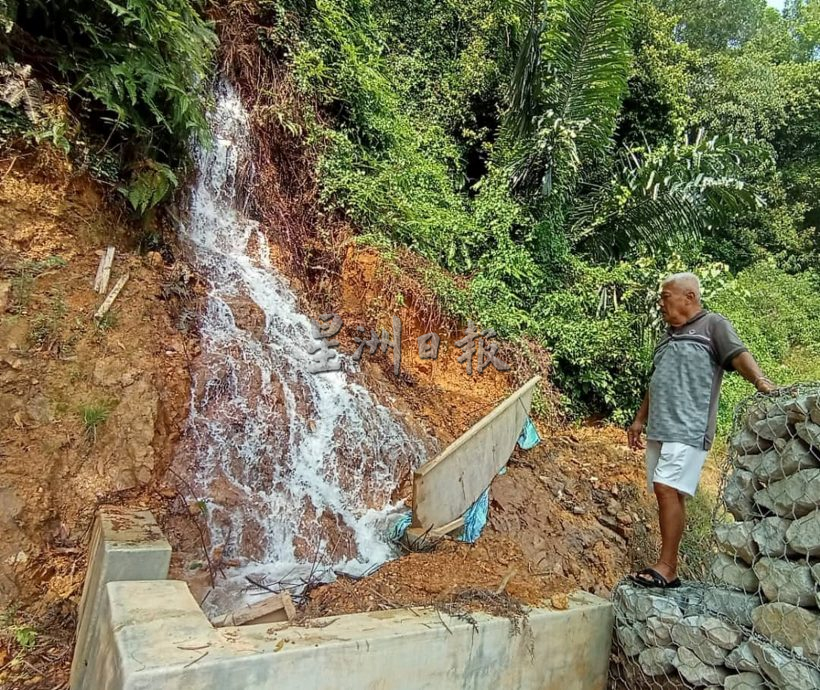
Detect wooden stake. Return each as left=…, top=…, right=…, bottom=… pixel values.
left=282, top=591, right=296, bottom=621
left=94, top=273, right=129, bottom=321
left=93, top=246, right=115, bottom=294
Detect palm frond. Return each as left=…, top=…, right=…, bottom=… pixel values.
left=572, top=133, right=768, bottom=259
left=505, top=0, right=632, bottom=196
left=508, top=0, right=547, bottom=139
left=542, top=0, right=631, bottom=159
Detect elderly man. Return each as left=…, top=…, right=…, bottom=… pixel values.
left=627, top=272, right=774, bottom=588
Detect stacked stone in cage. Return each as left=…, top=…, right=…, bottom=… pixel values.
left=710, top=392, right=820, bottom=686
left=612, top=389, right=820, bottom=690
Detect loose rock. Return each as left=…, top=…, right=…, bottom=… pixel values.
left=715, top=521, right=758, bottom=564
left=752, top=516, right=796, bottom=557
left=752, top=557, right=817, bottom=607
left=725, top=469, right=760, bottom=520
left=616, top=624, right=646, bottom=657
left=725, top=641, right=758, bottom=672
left=732, top=427, right=773, bottom=455
left=743, top=438, right=819, bottom=482
left=724, top=671, right=768, bottom=690
left=751, top=413, right=792, bottom=441
left=787, top=509, right=820, bottom=557
left=673, top=646, right=729, bottom=687
left=711, top=553, right=760, bottom=593
left=700, top=616, right=744, bottom=649
left=797, top=421, right=820, bottom=449
left=615, top=584, right=683, bottom=622
left=671, top=616, right=731, bottom=665
left=645, top=614, right=677, bottom=647
left=751, top=602, right=820, bottom=664
left=754, top=468, right=820, bottom=519
left=783, top=395, right=812, bottom=424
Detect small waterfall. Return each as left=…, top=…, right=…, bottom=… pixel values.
left=175, top=82, right=428, bottom=614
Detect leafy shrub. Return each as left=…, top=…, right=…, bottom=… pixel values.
left=2, top=0, right=216, bottom=210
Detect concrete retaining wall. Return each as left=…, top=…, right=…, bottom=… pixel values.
left=71, top=507, right=615, bottom=690
left=70, top=508, right=171, bottom=690
left=84, top=580, right=613, bottom=690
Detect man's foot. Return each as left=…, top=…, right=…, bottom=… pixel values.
left=629, top=562, right=680, bottom=589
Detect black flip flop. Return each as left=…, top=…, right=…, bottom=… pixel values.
left=628, top=567, right=681, bottom=589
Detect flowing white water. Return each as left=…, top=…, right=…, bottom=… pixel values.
left=177, top=82, right=429, bottom=614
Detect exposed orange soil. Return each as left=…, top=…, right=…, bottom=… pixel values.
left=307, top=425, right=658, bottom=616
left=0, top=153, right=194, bottom=688
left=0, top=150, right=660, bottom=689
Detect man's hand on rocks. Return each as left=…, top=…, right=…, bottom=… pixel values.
left=627, top=419, right=645, bottom=450
left=755, top=377, right=776, bottom=394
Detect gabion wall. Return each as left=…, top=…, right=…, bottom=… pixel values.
left=612, top=386, right=820, bottom=690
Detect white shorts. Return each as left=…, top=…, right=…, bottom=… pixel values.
left=645, top=440, right=708, bottom=497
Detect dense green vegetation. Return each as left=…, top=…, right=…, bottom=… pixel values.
left=2, top=0, right=818, bottom=431
left=281, top=0, right=820, bottom=427
left=0, top=0, right=215, bottom=211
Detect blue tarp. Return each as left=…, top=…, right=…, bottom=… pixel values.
left=389, top=415, right=541, bottom=544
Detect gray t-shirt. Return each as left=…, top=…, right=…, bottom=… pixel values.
left=646, top=310, right=748, bottom=450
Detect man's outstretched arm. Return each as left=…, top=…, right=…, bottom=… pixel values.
left=732, top=351, right=775, bottom=393
left=628, top=392, right=650, bottom=450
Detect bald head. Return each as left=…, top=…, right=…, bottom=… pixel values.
left=659, top=272, right=703, bottom=326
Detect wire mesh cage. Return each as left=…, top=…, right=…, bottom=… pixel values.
left=610, top=384, right=820, bottom=690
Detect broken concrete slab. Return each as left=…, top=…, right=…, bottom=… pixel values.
left=412, top=377, right=538, bottom=531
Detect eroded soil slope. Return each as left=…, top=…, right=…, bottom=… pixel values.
left=0, top=155, right=193, bottom=685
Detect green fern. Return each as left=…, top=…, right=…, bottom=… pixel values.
left=119, top=160, right=179, bottom=214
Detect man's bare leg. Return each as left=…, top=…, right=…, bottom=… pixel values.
left=635, top=482, right=685, bottom=583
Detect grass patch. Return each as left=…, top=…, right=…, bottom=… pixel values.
left=679, top=488, right=723, bottom=581
left=79, top=400, right=115, bottom=443
left=29, top=295, right=67, bottom=352
left=94, top=309, right=118, bottom=333
left=7, top=256, right=67, bottom=313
